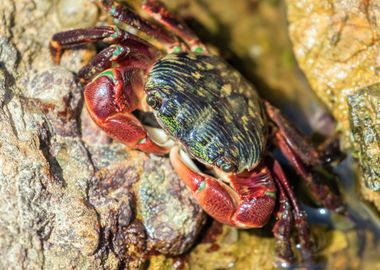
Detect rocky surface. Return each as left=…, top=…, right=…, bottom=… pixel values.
left=347, top=85, right=380, bottom=208
left=0, top=1, right=204, bottom=268
left=287, top=0, right=380, bottom=209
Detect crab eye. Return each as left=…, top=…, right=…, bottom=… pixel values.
left=146, top=93, right=162, bottom=110
left=216, top=158, right=236, bottom=173
left=221, top=162, right=234, bottom=172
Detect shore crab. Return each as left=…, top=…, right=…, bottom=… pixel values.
left=50, top=0, right=345, bottom=267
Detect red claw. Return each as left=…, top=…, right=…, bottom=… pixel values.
left=170, top=147, right=277, bottom=228
left=84, top=68, right=168, bottom=155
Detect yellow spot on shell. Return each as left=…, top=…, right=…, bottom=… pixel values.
left=192, top=72, right=201, bottom=79
left=205, top=62, right=214, bottom=69
left=241, top=115, right=249, bottom=124
left=221, top=84, right=232, bottom=95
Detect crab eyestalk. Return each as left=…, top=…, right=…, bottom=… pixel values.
left=146, top=92, right=163, bottom=110
left=215, top=157, right=236, bottom=173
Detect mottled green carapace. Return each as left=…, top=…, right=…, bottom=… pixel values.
left=145, top=52, right=267, bottom=173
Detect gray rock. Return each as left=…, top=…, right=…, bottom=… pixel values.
left=0, top=0, right=205, bottom=269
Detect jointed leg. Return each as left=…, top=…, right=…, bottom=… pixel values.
left=49, top=25, right=158, bottom=63
left=78, top=44, right=157, bottom=83
left=265, top=102, right=345, bottom=213
left=78, top=44, right=129, bottom=83
left=265, top=102, right=320, bottom=166
left=142, top=0, right=207, bottom=52
left=101, top=0, right=176, bottom=45
left=270, top=159, right=312, bottom=262
left=271, top=171, right=294, bottom=267
left=50, top=24, right=161, bottom=83
left=265, top=102, right=343, bottom=165
left=275, top=131, right=345, bottom=213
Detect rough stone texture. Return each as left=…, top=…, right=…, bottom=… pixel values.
left=348, top=85, right=380, bottom=207
left=287, top=0, right=380, bottom=209
left=0, top=1, right=205, bottom=269
left=138, top=158, right=205, bottom=255
left=287, top=0, right=380, bottom=144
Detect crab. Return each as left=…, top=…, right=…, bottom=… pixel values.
left=49, top=0, right=345, bottom=267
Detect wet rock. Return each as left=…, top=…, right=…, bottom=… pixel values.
left=56, top=0, right=99, bottom=28
left=82, top=98, right=205, bottom=268
left=0, top=0, right=206, bottom=268
left=88, top=153, right=143, bottom=268
left=287, top=0, right=380, bottom=145
left=348, top=85, right=380, bottom=207
left=112, top=220, right=148, bottom=268
left=287, top=0, right=380, bottom=209
left=138, top=157, right=206, bottom=255
left=148, top=223, right=275, bottom=270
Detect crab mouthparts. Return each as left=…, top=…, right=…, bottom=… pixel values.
left=145, top=124, right=199, bottom=170
left=145, top=125, right=175, bottom=149
left=144, top=124, right=232, bottom=180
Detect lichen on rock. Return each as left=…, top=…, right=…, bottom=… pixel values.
left=348, top=85, right=380, bottom=207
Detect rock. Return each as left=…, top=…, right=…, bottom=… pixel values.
left=138, top=156, right=206, bottom=255
left=347, top=85, right=380, bottom=207
left=287, top=0, right=380, bottom=210
left=287, top=0, right=380, bottom=145
left=56, top=0, right=99, bottom=28
left=84, top=113, right=205, bottom=266
left=0, top=0, right=205, bottom=268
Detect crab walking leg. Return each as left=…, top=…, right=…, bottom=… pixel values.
left=84, top=67, right=168, bottom=154
left=264, top=102, right=320, bottom=166
left=275, top=132, right=345, bottom=213
left=49, top=25, right=156, bottom=63
left=271, top=170, right=295, bottom=266
left=101, top=0, right=176, bottom=45
left=78, top=44, right=158, bottom=83
left=170, top=147, right=277, bottom=228
left=270, top=159, right=312, bottom=262
left=265, top=102, right=343, bottom=165
left=78, top=44, right=130, bottom=84
left=142, top=0, right=206, bottom=52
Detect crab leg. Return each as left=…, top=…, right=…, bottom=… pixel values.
left=265, top=102, right=320, bottom=166
left=170, top=147, right=277, bottom=228
left=78, top=44, right=157, bottom=83
left=101, top=0, right=176, bottom=45
left=265, top=102, right=345, bottom=213
left=78, top=44, right=130, bottom=83
left=270, top=159, right=312, bottom=263
left=275, top=131, right=345, bottom=213
left=49, top=25, right=156, bottom=63
left=265, top=102, right=342, bottom=165
left=84, top=66, right=168, bottom=154
left=142, top=0, right=206, bottom=52
left=271, top=171, right=294, bottom=266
